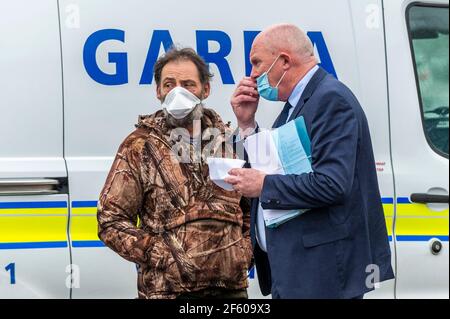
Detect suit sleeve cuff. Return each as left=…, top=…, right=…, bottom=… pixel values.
left=260, top=174, right=284, bottom=209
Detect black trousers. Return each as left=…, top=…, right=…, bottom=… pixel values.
left=176, top=288, right=248, bottom=299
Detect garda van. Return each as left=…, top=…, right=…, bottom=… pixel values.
left=0, top=0, right=448, bottom=299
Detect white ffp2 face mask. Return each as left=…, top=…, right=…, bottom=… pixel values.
left=162, top=86, right=201, bottom=119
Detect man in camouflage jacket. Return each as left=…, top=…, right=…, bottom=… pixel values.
left=97, top=48, right=253, bottom=299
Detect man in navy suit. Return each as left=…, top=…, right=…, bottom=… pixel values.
left=225, top=24, right=394, bottom=299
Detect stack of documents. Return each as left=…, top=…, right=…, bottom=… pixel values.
left=244, top=116, right=312, bottom=228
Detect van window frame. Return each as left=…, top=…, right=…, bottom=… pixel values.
left=405, top=2, right=449, bottom=159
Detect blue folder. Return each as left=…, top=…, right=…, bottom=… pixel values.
left=266, top=116, right=312, bottom=228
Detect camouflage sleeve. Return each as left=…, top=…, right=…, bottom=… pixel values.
left=97, top=137, right=154, bottom=266
left=240, top=196, right=254, bottom=269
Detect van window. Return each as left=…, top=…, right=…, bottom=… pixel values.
left=407, top=5, right=449, bottom=156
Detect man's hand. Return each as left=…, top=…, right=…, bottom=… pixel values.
left=231, top=77, right=259, bottom=130
left=224, top=168, right=266, bottom=198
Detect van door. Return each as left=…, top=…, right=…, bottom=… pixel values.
left=58, top=0, right=139, bottom=298
left=384, top=0, right=449, bottom=298
left=0, top=0, right=70, bottom=298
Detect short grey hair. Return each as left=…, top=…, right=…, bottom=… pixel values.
left=259, top=23, right=315, bottom=59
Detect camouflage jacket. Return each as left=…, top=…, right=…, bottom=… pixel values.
left=97, top=108, right=253, bottom=299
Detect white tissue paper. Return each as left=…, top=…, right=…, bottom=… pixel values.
left=206, top=157, right=246, bottom=191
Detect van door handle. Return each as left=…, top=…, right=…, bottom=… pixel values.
left=0, top=179, right=65, bottom=196
left=410, top=193, right=449, bottom=204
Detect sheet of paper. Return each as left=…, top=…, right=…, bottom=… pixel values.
left=207, top=157, right=246, bottom=191
left=276, top=119, right=312, bottom=175
left=244, top=129, right=285, bottom=174
left=258, top=202, right=305, bottom=228
left=244, top=117, right=312, bottom=228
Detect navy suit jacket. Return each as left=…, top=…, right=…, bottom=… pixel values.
left=246, top=67, right=394, bottom=299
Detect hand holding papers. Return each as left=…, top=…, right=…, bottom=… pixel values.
left=244, top=116, right=312, bottom=228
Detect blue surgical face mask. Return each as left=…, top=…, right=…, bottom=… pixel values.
left=256, top=55, right=287, bottom=101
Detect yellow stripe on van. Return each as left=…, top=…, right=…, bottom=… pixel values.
left=385, top=216, right=394, bottom=237
left=0, top=215, right=68, bottom=243
left=69, top=202, right=447, bottom=242
left=395, top=217, right=449, bottom=237
left=397, top=203, right=449, bottom=218
left=383, top=204, right=395, bottom=218
left=1, top=200, right=446, bottom=248
left=72, top=207, right=97, bottom=215
left=71, top=214, right=99, bottom=242
left=0, top=208, right=68, bottom=216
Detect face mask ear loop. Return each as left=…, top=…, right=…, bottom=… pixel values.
left=266, top=54, right=281, bottom=75
left=276, top=71, right=287, bottom=88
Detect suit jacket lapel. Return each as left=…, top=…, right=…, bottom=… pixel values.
left=286, top=67, right=329, bottom=123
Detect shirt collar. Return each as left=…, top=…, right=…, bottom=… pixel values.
left=288, top=65, right=319, bottom=108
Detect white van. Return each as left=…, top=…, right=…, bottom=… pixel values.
left=0, top=0, right=448, bottom=299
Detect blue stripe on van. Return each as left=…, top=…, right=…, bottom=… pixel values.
left=0, top=201, right=68, bottom=209
left=397, top=197, right=412, bottom=204
left=72, top=201, right=98, bottom=208
left=72, top=240, right=105, bottom=248
left=0, top=237, right=447, bottom=250
left=396, top=235, right=448, bottom=242
left=69, top=198, right=408, bottom=208
left=382, top=197, right=415, bottom=204
left=0, top=241, right=68, bottom=250
left=389, top=235, right=449, bottom=242
left=0, top=198, right=417, bottom=209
